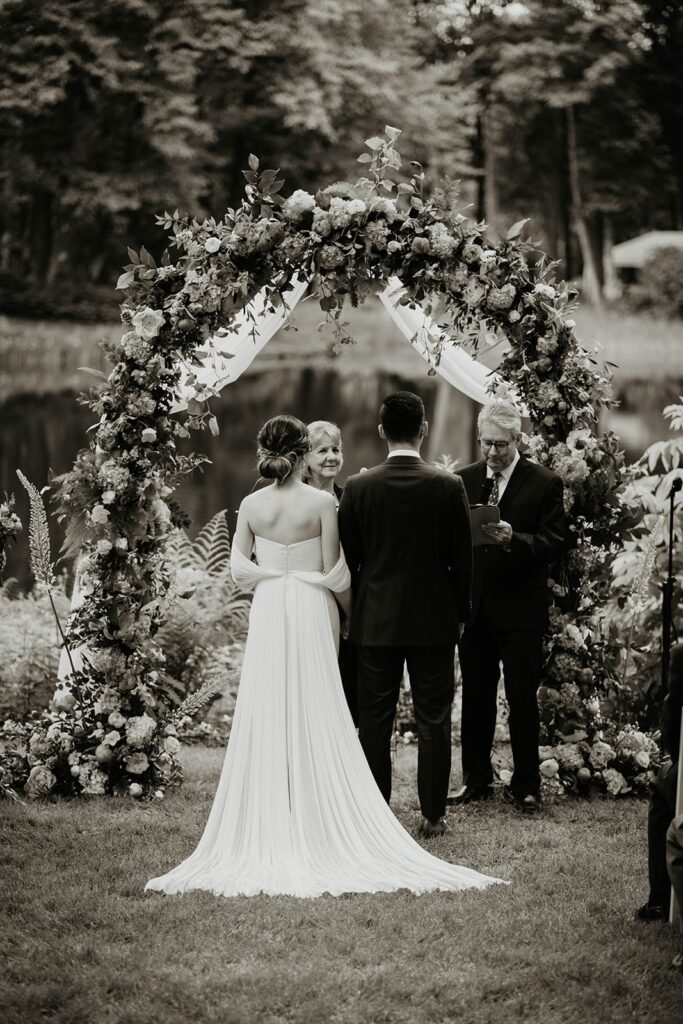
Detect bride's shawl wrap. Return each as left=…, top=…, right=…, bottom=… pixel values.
left=230, top=546, right=351, bottom=594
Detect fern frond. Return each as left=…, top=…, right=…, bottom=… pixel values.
left=627, top=517, right=663, bottom=613
left=16, top=471, right=54, bottom=588
left=191, top=510, right=232, bottom=575
left=172, top=675, right=227, bottom=722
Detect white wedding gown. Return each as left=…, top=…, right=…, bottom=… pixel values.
left=146, top=536, right=507, bottom=898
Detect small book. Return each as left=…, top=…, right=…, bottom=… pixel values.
left=469, top=503, right=501, bottom=546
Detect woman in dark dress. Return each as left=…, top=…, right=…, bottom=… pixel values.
left=305, top=420, right=359, bottom=725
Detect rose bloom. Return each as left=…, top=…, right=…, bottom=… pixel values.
left=129, top=782, right=143, bottom=797
left=97, top=540, right=113, bottom=556
left=603, top=767, right=628, bottom=796
left=90, top=504, right=110, bottom=525
left=204, top=236, right=221, bottom=253
left=125, top=751, right=149, bottom=775
left=102, top=490, right=116, bottom=506
left=164, top=735, right=181, bottom=756
left=540, top=758, right=559, bottom=778
left=24, top=765, right=57, bottom=799
left=589, top=740, right=616, bottom=769
left=108, top=711, right=126, bottom=729
left=141, top=428, right=157, bottom=443
left=132, top=306, right=165, bottom=341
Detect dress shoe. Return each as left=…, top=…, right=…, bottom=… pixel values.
left=418, top=816, right=447, bottom=838
left=503, top=786, right=540, bottom=814
left=446, top=785, right=494, bottom=806
left=635, top=902, right=668, bottom=923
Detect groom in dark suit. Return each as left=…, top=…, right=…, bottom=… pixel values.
left=338, top=391, right=472, bottom=837
left=450, top=399, right=566, bottom=813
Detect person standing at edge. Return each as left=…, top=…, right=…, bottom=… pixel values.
left=338, top=391, right=473, bottom=837
left=450, top=399, right=567, bottom=814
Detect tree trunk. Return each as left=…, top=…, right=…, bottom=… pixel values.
left=602, top=215, right=621, bottom=301
left=566, top=106, right=602, bottom=307
left=482, top=107, right=500, bottom=238
left=29, top=188, right=53, bottom=286
left=474, top=113, right=485, bottom=223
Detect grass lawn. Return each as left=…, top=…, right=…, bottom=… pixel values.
left=1, top=745, right=682, bottom=1024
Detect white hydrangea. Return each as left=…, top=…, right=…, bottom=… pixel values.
left=126, top=714, right=157, bottom=748
left=283, top=189, right=315, bottom=221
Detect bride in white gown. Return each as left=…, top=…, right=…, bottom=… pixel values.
left=146, top=416, right=507, bottom=899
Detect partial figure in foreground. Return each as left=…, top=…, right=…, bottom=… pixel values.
left=147, top=415, right=505, bottom=898
left=450, top=399, right=567, bottom=814
left=338, top=391, right=473, bottom=837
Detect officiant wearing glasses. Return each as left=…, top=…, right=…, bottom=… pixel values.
left=449, top=399, right=567, bottom=813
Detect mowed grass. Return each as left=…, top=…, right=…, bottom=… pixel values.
left=1, top=745, right=682, bottom=1024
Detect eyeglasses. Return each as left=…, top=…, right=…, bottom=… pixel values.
left=479, top=439, right=510, bottom=452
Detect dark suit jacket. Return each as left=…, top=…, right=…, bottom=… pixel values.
left=662, top=644, right=683, bottom=764
left=458, top=455, right=567, bottom=632
left=338, top=456, right=472, bottom=647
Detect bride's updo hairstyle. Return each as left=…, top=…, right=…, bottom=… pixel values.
left=256, top=415, right=310, bottom=485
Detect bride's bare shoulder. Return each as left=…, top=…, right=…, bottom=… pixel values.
left=305, top=487, right=336, bottom=510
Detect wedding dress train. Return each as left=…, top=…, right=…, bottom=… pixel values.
left=146, top=536, right=506, bottom=898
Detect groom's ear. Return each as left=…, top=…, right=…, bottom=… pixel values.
left=421, top=420, right=429, bottom=439
left=378, top=424, right=386, bottom=441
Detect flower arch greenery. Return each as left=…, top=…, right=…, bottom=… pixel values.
left=0, top=126, right=653, bottom=802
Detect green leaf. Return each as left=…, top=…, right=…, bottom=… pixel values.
left=139, top=246, right=156, bottom=268
left=127, top=247, right=140, bottom=264
left=78, top=367, right=108, bottom=380
left=248, top=153, right=259, bottom=171
left=116, top=271, right=135, bottom=290
left=208, top=416, right=219, bottom=437
left=385, top=125, right=402, bottom=141
left=357, top=153, right=373, bottom=164
left=507, top=218, right=530, bottom=240
left=365, top=136, right=385, bottom=151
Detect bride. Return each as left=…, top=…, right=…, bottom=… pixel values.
left=146, top=415, right=506, bottom=898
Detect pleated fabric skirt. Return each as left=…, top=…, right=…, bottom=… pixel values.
left=146, top=574, right=507, bottom=898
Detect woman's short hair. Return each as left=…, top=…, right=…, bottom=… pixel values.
left=477, top=399, right=522, bottom=438
left=256, top=415, right=310, bottom=485
left=307, top=420, right=342, bottom=449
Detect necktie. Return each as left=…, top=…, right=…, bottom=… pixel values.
left=488, top=472, right=502, bottom=505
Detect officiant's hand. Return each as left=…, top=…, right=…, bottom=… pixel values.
left=481, top=520, right=512, bottom=546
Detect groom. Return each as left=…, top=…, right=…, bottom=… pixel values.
left=338, top=391, right=472, bottom=836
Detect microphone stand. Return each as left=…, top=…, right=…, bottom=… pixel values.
left=662, top=477, right=682, bottom=704
left=662, top=479, right=681, bottom=927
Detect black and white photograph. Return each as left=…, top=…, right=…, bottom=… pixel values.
left=1, top=1, right=682, bottom=1021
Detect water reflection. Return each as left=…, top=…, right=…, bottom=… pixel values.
left=1, top=368, right=679, bottom=588
left=0, top=368, right=476, bottom=588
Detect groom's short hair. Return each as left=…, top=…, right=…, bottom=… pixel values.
left=380, top=391, right=425, bottom=442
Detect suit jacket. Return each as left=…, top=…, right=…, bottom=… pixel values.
left=662, top=644, right=683, bottom=764
left=338, top=456, right=472, bottom=647
left=458, top=455, right=567, bottom=632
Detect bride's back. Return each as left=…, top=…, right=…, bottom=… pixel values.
left=243, top=481, right=327, bottom=546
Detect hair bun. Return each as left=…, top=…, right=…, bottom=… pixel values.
left=257, top=449, right=298, bottom=484
left=256, top=415, right=310, bottom=486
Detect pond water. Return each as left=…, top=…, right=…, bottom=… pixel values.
left=1, top=366, right=680, bottom=588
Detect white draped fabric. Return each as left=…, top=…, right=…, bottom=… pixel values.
left=171, top=275, right=310, bottom=413
left=146, top=536, right=506, bottom=898
left=172, top=274, right=505, bottom=412
left=378, top=277, right=509, bottom=405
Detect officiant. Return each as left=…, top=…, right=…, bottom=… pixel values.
left=449, top=399, right=567, bottom=813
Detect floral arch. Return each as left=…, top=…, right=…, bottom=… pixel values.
left=1, top=127, right=650, bottom=802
